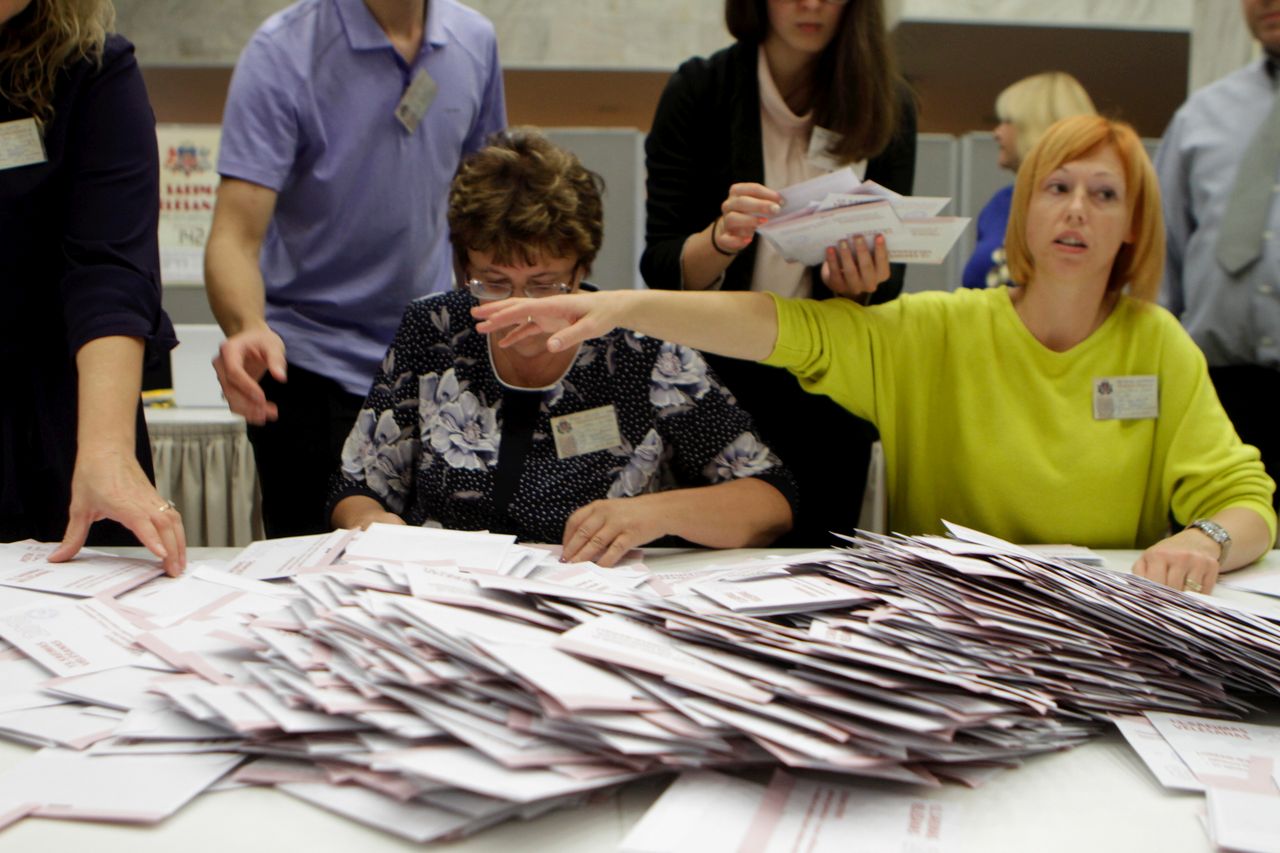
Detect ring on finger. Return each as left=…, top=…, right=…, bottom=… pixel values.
left=1184, top=578, right=1203, bottom=593
left=157, top=500, right=177, bottom=514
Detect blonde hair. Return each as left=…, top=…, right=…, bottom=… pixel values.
left=995, top=72, right=1096, bottom=164
left=1005, top=114, right=1165, bottom=301
left=449, top=128, right=604, bottom=273
left=0, top=0, right=115, bottom=127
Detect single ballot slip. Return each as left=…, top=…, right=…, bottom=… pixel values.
left=0, top=597, right=165, bottom=677
left=0, top=541, right=161, bottom=598
left=883, top=217, right=971, bottom=265
left=739, top=770, right=961, bottom=853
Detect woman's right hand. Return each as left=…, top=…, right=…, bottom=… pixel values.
left=212, top=326, right=287, bottom=425
left=716, top=183, right=784, bottom=254
left=472, top=292, right=626, bottom=354
left=331, top=495, right=406, bottom=531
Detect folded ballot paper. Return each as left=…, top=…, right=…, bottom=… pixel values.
left=1, top=523, right=1280, bottom=843
left=756, top=167, right=970, bottom=266
left=1113, top=712, right=1280, bottom=852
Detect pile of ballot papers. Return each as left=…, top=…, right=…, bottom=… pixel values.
left=755, top=167, right=971, bottom=266
left=0, top=521, right=1279, bottom=842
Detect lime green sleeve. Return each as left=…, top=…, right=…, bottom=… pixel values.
left=1158, top=316, right=1277, bottom=540
left=760, top=293, right=885, bottom=425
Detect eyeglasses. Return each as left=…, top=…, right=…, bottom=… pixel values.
left=465, top=279, right=574, bottom=301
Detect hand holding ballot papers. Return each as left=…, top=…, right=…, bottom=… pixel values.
left=756, top=167, right=971, bottom=269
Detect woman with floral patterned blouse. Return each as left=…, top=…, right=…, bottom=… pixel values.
left=327, top=130, right=796, bottom=566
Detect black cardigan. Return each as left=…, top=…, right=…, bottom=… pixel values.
left=638, top=41, right=918, bottom=545
left=641, top=39, right=918, bottom=300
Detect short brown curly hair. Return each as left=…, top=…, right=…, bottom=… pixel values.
left=448, top=128, right=604, bottom=274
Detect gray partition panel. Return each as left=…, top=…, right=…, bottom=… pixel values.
left=905, top=133, right=962, bottom=293
left=958, top=133, right=1010, bottom=290
left=544, top=128, right=645, bottom=291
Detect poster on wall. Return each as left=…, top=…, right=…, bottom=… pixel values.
left=156, top=124, right=220, bottom=285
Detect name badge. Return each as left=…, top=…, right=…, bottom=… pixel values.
left=806, top=126, right=844, bottom=172
left=1093, top=375, right=1159, bottom=420
left=551, top=405, right=623, bottom=460
left=0, top=118, right=47, bottom=171
left=394, top=69, right=438, bottom=134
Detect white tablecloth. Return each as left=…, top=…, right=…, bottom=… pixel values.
left=145, top=408, right=262, bottom=547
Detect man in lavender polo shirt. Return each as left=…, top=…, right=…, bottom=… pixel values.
left=204, top=0, right=505, bottom=537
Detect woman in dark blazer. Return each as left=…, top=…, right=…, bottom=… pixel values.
left=641, top=0, right=916, bottom=545
left=1, top=0, right=184, bottom=572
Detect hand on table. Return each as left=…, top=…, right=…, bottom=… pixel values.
left=561, top=495, right=668, bottom=567
left=213, top=327, right=287, bottom=425
left=1132, top=529, right=1221, bottom=593
left=821, top=232, right=890, bottom=300
left=50, top=450, right=187, bottom=576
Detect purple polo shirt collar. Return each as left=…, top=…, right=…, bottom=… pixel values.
left=333, top=0, right=447, bottom=59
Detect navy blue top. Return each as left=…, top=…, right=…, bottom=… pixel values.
left=961, top=184, right=1014, bottom=289
left=0, top=35, right=176, bottom=542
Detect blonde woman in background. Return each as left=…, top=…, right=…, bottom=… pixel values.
left=0, top=0, right=184, bottom=573
left=962, top=71, right=1096, bottom=289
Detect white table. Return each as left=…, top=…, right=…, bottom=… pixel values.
left=145, top=408, right=262, bottom=547
left=1, top=548, right=1278, bottom=852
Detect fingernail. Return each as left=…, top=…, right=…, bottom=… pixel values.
left=769, top=204, right=781, bottom=215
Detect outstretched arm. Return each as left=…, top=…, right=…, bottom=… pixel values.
left=472, top=289, right=779, bottom=361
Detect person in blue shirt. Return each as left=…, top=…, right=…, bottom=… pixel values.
left=204, top=0, right=506, bottom=538
left=962, top=72, right=1095, bottom=290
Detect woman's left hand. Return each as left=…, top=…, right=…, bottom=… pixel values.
left=821, top=233, right=890, bottom=300
left=1132, top=529, right=1221, bottom=594
left=561, top=495, right=667, bottom=567
left=49, top=450, right=187, bottom=576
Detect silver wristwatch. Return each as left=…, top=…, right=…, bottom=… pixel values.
left=1188, top=519, right=1231, bottom=565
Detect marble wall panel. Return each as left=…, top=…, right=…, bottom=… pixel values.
left=116, top=0, right=1196, bottom=68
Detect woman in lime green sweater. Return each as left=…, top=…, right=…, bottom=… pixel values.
left=473, top=115, right=1276, bottom=596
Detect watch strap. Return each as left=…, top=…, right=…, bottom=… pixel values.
left=1188, top=518, right=1231, bottom=564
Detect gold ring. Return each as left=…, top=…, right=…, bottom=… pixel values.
left=157, top=500, right=176, bottom=513
left=1184, top=579, right=1203, bottom=593
left=526, top=315, right=533, bottom=325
